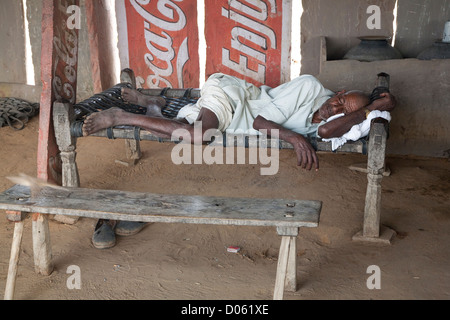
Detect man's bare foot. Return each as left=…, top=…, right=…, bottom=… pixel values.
left=121, top=87, right=166, bottom=108
left=82, top=107, right=127, bottom=136
left=122, top=87, right=166, bottom=118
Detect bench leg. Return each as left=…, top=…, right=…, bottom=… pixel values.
left=4, top=218, right=24, bottom=300
left=286, top=236, right=297, bottom=292
left=32, top=213, right=53, bottom=276
left=274, top=227, right=298, bottom=300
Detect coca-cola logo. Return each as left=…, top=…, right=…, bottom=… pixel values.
left=129, top=0, right=190, bottom=88
left=52, top=1, right=79, bottom=103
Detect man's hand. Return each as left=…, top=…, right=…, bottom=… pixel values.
left=368, top=92, right=396, bottom=112
left=287, top=133, right=319, bottom=171
left=253, top=115, right=319, bottom=171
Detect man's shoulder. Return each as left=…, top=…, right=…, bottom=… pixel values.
left=295, top=74, right=321, bottom=83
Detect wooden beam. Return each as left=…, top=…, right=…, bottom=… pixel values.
left=85, top=0, right=117, bottom=92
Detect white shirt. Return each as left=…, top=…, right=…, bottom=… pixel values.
left=178, top=73, right=334, bottom=137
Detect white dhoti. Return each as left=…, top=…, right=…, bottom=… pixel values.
left=176, top=75, right=234, bottom=132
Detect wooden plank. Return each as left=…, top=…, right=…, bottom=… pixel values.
left=0, top=185, right=321, bottom=228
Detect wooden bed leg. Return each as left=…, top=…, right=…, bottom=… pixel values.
left=4, top=211, right=25, bottom=300
left=353, top=120, right=396, bottom=244
left=53, top=102, right=80, bottom=224
left=274, top=227, right=298, bottom=300
left=120, top=68, right=142, bottom=162
left=32, top=213, right=53, bottom=276
left=125, top=139, right=142, bottom=162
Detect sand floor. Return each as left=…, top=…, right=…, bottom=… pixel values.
left=0, top=116, right=449, bottom=300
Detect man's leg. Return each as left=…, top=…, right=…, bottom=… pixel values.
left=121, top=87, right=165, bottom=117
left=82, top=93, right=220, bottom=142
left=87, top=89, right=220, bottom=248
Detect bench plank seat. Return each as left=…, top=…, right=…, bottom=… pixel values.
left=1, top=184, right=320, bottom=300
left=0, top=184, right=321, bottom=228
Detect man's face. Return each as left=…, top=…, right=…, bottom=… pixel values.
left=318, top=91, right=369, bottom=121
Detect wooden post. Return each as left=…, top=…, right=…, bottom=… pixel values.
left=4, top=211, right=25, bottom=300
left=85, top=0, right=118, bottom=92
left=53, top=102, right=80, bottom=224
left=364, top=120, right=388, bottom=237
left=352, top=73, right=396, bottom=244
left=35, top=0, right=80, bottom=274
left=353, top=119, right=396, bottom=244
left=274, top=227, right=298, bottom=300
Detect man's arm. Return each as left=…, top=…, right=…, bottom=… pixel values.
left=253, top=115, right=319, bottom=171
left=318, top=92, right=396, bottom=139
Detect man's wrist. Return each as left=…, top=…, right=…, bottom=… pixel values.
left=283, top=131, right=304, bottom=144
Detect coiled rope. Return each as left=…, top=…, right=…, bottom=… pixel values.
left=0, top=97, right=39, bottom=130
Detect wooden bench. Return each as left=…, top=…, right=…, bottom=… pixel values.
left=1, top=184, right=321, bottom=300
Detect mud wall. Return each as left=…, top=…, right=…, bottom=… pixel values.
left=300, top=0, right=450, bottom=158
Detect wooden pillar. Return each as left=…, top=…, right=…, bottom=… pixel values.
left=85, top=0, right=117, bottom=92
left=36, top=0, right=80, bottom=274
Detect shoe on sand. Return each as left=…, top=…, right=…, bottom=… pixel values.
left=92, top=219, right=116, bottom=249
left=115, top=221, right=149, bottom=236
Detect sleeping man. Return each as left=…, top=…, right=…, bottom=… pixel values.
left=82, top=73, right=396, bottom=248
left=83, top=73, right=396, bottom=170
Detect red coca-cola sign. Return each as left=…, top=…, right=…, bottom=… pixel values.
left=205, top=0, right=287, bottom=87
left=121, top=0, right=200, bottom=89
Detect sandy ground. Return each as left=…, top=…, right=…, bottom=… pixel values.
left=0, top=115, right=449, bottom=300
